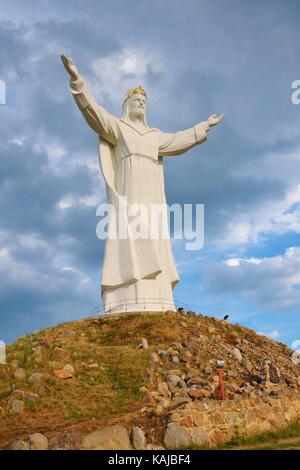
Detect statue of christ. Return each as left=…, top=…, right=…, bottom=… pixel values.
left=61, top=54, right=223, bottom=314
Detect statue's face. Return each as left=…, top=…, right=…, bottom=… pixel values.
left=128, top=93, right=146, bottom=120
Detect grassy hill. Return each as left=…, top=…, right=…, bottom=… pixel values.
left=0, top=310, right=299, bottom=449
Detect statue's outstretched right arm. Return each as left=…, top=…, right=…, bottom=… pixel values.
left=60, top=54, right=119, bottom=145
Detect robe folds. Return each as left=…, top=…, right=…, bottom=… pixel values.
left=70, top=77, right=209, bottom=313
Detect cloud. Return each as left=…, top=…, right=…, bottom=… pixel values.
left=91, top=47, right=164, bottom=110
left=216, top=146, right=300, bottom=249
left=202, top=247, right=300, bottom=312
left=0, top=228, right=98, bottom=343
left=257, top=329, right=280, bottom=339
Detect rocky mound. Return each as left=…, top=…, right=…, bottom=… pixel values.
left=0, top=310, right=299, bottom=449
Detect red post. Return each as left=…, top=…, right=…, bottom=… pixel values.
left=218, top=368, right=225, bottom=400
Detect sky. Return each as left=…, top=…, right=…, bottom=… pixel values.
left=0, top=0, right=300, bottom=347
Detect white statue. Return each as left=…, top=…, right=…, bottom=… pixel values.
left=61, top=54, right=223, bottom=314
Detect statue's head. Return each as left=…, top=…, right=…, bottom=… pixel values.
left=121, top=85, right=148, bottom=126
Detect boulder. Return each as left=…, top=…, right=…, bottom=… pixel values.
left=81, top=425, right=132, bottom=450
left=12, top=389, right=25, bottom=399
left=140, top=338, right=148, bottom=349
left=200, top=389, right=212, bottom=399
left=199, top=335, right=209, bottom=342
left=10, top=399, right=24, bottom=414
left=186, top=368, right=200, bottom=379
left=155, top=405, right=165, bottom=416
left=242, top=358, right=252, bottom=373
left=157, top=381, right=169, bottom=397
left=29, top=433, right=48, bottom=450
left=52, top=347, right=70, bottom=363
left=25, top=392, right=39, bottom=404
left=11, top=440, right=29, bottom=450
left=187, top=387, right=202, bottom=399
left=232, top=348, right=243, bottom=363
left=158, top=350, right=168, bottom=359
left=150, top=352, right=159, bottom=363
left=131, top=427, right=147, bottom=449
left=187, top=376, right=206, bottom=386
left=159, top=398, right=171, bottom=409
left=172, top=396, right=190, bottom=406
left=28, top=372, right=44, bottom=384
left=63, top=364, right=75, bottom=375
left=48, top=433, right=81, bottom=450
left=167, top=375, right=184, bottom=388
left=164, top=423, right=190, bottom=449
left=190, top=427, right=209, bottom=446
left=182, top=351, right=192, bottom=362
left=269, top=363, right=281, bottom=384
left=53, top=369, right=73, bottom=379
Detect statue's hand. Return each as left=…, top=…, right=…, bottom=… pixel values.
left=60, top=54, right=79, bottom=80
left=207, top=113, right=224, bottom=128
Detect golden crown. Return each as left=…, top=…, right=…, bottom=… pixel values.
left=122, top=85, right=147, bottom=106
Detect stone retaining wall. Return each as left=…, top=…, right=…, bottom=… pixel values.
left=164, top=391, right=300, bottom=448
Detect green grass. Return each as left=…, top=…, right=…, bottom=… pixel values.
left=1, top=323, right=151, bottom=427
left=222, top=420, right=300, bottom=449
left=0, top=381, right=12, bottom=400
left=247, top=439, right=300, bottom=450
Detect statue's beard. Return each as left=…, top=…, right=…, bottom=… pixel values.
left=129, top=110, right=145, bottom=121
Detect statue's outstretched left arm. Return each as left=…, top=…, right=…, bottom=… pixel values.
left=158, top=114, right=224, bottom=157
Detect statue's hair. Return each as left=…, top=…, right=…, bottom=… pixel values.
left=121, top=94, right=149, bottom=127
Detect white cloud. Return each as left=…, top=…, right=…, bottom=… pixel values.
left=257, top=330, right=280, bottom=339
left=90, top=48, right=165, bottom=112
left=203, top=247, right=300, bottom=312
left=9, top=136, right=27, bottom=146
left=0, top=247, right=10, bottom=260
left=33, top=140, right=67, bottom=175
left=0, top=229, right=94, bottom=294
left=57, top=192, right=101, bottom=210
left=218, top=146, right=300, bottom=249
left=225, top=257, right=262, bottom=267
left=61, top=266, right=76, bottom=273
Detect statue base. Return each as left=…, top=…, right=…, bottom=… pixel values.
left=102, top=272, right=177, bottom=315
left=103, top=300, right=176, bottom=315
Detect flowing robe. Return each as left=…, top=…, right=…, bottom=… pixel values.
left=70, top=77, right=209, bottom=313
